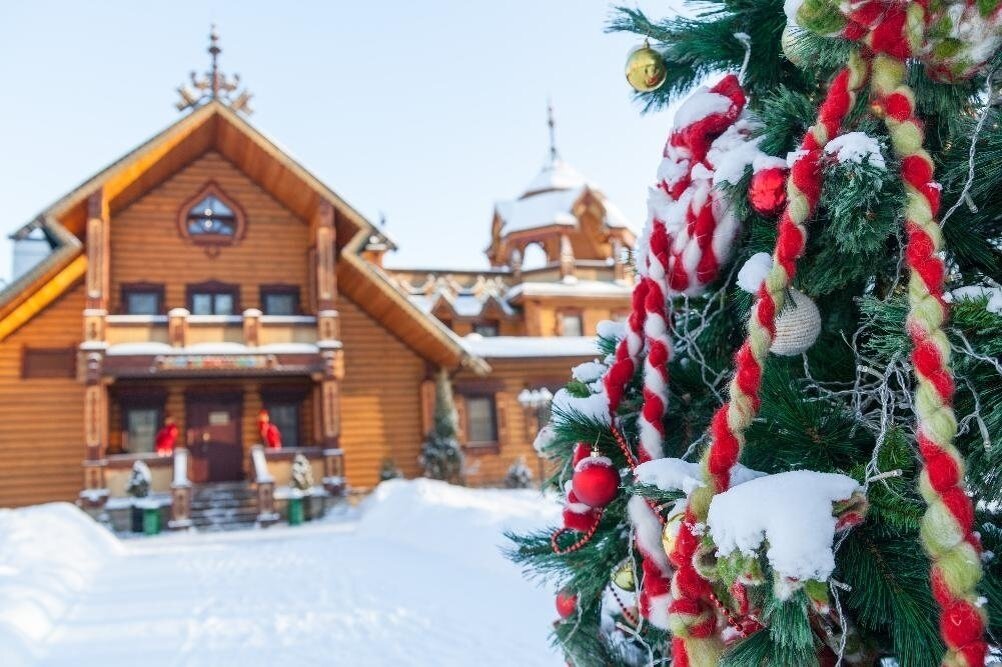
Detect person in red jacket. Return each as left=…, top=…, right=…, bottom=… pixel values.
left=154, top=415, right=179, bottom=456
left=257, top=409, right=283, bottom=450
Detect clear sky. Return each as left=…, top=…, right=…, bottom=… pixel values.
left=0, top=0, right=683, bottom=279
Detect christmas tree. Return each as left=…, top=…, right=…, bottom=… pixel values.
left=419, top=368, right=465, bottom=484
left=508, top=1, right=1001, bottom=665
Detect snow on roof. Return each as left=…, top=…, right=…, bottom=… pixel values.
left=496, top=187, right=584, bottom=234
left=461, top=334, right=599, bottom=358
left=522, top=159, right=588, bottom=194
left=507, top=280, right=633, bottom=300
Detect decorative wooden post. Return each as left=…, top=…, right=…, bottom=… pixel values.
left=242, top=308, right=261, bottom=347
left=80, top=190, right=110, bottom=509
left=559, top=233, right=575, bottom=279
left=612, top=237, right=627, bottom=282
left=168, top=308, right=189, bottom=348
left=313, top=200, right=344, bottom=453
left=250, top=445, right=279, bottom=526
left=168, top=447, right=193, bottom=530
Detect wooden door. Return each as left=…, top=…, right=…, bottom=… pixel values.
left=187, top=398, right=243, bottom=482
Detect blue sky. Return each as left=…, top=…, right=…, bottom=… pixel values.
left=0, top=0, right=683, bottom=278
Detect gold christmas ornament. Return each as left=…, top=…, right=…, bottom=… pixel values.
left=770, top=288, right=822, bottom=356
left=612, top=560, right=636, bottom=592
left=625, top=40, right=668, bottom=92
left=661, top=510, right=684, bottom=556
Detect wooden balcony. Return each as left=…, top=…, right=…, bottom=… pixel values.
left=99, top=310, right=340, bottom=379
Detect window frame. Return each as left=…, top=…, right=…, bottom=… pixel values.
left=21, top=346, right=77, bottom=379
left=176, top=181, right=247, bottom=255
left=115, top=389, right=167, bottom=455
left=259, top=284, right=302, bottom=316
left=120, top=282, right=165, bottom=315
left=462, top=393, right=499, bottom=448
left=558, top=309, right=584, bottom=337
left=261, top=386, right=307, bottom=448
left=473, top=319, right=500, bottom=337
left=186, top=280, right=241, bottom=316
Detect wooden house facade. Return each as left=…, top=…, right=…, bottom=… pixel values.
left=0, top=57, right=634, bottom=513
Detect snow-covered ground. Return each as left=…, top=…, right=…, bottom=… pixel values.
left=0, top=479, right=561, bottom=667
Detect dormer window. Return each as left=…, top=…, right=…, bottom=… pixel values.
left=177, top=182, right=246, bottom=256
left=188, top=195, right=236, bottom=236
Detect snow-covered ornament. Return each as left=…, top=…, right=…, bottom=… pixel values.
left=735, top=253, right=821, bottom=355
left=625, top=40, right=667, bottom=92
left=781, top=24, right=807, bottom=68
left=748, top=165, right=788, bottom=217
left=612, top=560, right=636, bottom=592
left=771, top=288, right=822, bottom=356
left=572, top=454, right=620, bottom=508
left=555, top=589, right=578, bottom=619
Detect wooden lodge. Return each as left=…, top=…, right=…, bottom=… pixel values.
left=0, top=35, right=635, bottom=521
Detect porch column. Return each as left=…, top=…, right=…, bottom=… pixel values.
left=313, top=200, right=343, bottom=449
left=80, top=353, right=109, bottom=508
left=559, top=233, right=575, bottom=279
left=80, top=190, right=110, bottom=508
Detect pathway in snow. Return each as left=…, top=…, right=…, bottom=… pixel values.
left=5, top=481, right=561, bottom=667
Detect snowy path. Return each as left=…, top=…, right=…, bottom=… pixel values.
left=2, top=481, right=562, bottom=667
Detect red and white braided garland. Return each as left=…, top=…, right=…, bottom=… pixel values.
left=668, top=53, right=871, bottom=667
left=871, top=50, right=988, bottom=667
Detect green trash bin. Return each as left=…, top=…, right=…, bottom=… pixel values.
left=288, top=495, right=304, bottom=526
left=142, top=506, right=161, bottom=535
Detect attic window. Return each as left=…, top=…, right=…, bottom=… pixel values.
left=177, top=182, right=246, bottom=255
left=188, top=195, right=236, bottom=236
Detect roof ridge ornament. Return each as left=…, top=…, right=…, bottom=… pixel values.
left=175, top=25, right=253, bottom=115
left=547, top=99, right=559, bottom=165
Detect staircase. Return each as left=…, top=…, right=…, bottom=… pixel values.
left=190, top=482, right=260, bottom=531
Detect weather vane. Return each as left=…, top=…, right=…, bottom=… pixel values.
left=175, top=25, right=253, bottom=115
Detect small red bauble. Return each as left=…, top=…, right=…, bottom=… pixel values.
left=572, top=455, right=619, bottom=508
left=748, top=166, right=788, bottom=217
left=555, top=589, right=578, bottom=619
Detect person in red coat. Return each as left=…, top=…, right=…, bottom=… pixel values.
left=258, top=409, right=283, bottom=450
left=154, top=415, right=179, bottom=456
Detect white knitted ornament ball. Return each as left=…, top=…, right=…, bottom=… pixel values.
left=770, top=288, right=821, bottom=356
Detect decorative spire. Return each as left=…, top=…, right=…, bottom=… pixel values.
left=547, top=99, right=559, bottom=163
left=175, top=25, right=253, bottom=115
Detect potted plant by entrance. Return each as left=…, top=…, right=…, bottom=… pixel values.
left=126, top=461, right=160, bottom=535
left=287, top=454, right=314, bottom=525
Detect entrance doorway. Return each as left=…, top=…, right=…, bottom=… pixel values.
left=187, top=397, right=244, bottom=483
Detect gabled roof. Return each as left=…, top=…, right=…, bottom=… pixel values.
left=0, top=101, right=487, bottom=373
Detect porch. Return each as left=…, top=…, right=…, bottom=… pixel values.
left=97, top=444, right=346, bottom=532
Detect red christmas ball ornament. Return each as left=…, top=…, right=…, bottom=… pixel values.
left=572, top=454, right=619, bottom=508
left=555, top=589, right=578, bottom=619
left=748, top=166, right=788, bottom=217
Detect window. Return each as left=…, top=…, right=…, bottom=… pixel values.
left=187, top=282, right=239, bottom=315
left=124, top=407, right=160, bottom=454
left=176, top=182, right=246, bottom=255
left=465, top=395, right=498, bottom=445
left=22, top=347, right=76, bottom=379
left=187, top=195, right=236, bottom=237
left=121, top=283, right=164, bottom=315
left=260, top=285, right=300, bottom=316
left=473, top=320, right=499, bottom=337
left=266, top=402, right=300, bottom=448
left=560, top=311, right=584, bottom=337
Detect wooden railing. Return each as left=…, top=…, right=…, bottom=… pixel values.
left=251, top=445, right=279, bottom=527
left=105, top=311, right=319, bottom=349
